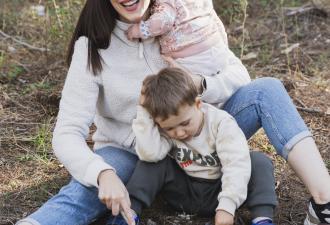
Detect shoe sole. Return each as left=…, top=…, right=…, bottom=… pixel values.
left=305, top=210, right=321, bottom=225
left=304, top=215, right=329, bottom=225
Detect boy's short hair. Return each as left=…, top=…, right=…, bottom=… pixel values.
left=142, top=67, right=198, bottom=121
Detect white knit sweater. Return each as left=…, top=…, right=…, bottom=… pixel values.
left=52, top=20, right=251, bottom=188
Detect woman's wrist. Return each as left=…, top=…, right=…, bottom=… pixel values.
left=98, top=169, right=116, bottom=184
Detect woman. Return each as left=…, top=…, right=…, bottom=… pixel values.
left=16, top=0, right=330, bottom=225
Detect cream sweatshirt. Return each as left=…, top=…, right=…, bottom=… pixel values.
left=132, top=103, right=251, bottom=216
left=52, top=20, right=251, bottom=188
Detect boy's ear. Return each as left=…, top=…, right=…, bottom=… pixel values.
left=195, top=96, right=202, bottom=109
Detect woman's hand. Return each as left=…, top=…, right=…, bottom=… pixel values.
left=98, top=169, right=134, bottom=225
left=161, top=55, right=203, bottom=94
left=215, top=210, right=234, bottom=225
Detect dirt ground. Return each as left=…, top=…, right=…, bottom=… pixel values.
left=0, top=0, right=329, bottom=225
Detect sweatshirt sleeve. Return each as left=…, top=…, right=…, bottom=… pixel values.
left=139, top=0, right=176, bottom=39
left=52, top=37, right=114, bottom=188
left=201, top=48, right=251, bottom=107
left=132, top=105, right=172, bottom=162
left=215, top=115, right=251, bottom=216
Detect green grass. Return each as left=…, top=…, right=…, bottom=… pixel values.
left=0, top=63, right=24, bottom=81
left=325, top=159, right=330, bottom=170
left=23, top=81, right=53, bottom=95
left=18, top=121, right=54, bottom=163
left=33, top=121, right=53, bottom=161
left=214, top=0, right=248, bottom=24
left=258, top=45, right=273, bottom=65
left=0, top=51, right=5, bottom=68
left=281, top=0, right=305, bottom=7
left=8, top=64, right=24, bottom=80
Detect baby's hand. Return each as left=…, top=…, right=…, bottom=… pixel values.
left=126, top=24, right=141, bottom=41
left=215, top=210, right=234, bottom=225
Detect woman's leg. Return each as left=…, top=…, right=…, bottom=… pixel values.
left=16, top=147, right=138, bottom=225
left=223, top=77, right=330, bottom=204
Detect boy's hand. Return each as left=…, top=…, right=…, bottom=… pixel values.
left=126, top=24, right=141, bottom=41
left=215, top=210, right=234, bottom=225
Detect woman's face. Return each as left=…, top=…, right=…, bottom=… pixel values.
left=110, top=0, right=150, bottom=23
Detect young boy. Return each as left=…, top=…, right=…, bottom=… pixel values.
left=110, top=68, right=277, bottom=225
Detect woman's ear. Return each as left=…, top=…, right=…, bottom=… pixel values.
left=195, top=96, right=202, bottom=109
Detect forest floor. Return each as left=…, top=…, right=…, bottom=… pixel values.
left=0, top=0, right=329, bottom=224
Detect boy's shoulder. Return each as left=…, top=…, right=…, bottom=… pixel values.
left=202, top=103, right=233, bottom=121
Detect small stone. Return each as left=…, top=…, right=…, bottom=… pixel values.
left=8, top=46, right=16, bottom=53
left=147, top=219, right=157, bottom=225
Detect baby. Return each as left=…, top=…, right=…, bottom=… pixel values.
left=126, top=0, right=250, bottom=107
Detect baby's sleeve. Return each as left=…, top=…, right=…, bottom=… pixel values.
left=139, top=0, right=177, bottom=39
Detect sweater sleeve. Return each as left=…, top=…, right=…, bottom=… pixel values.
left=52, top=37, right=114, bottom=188
left=215, top=116, right=251, bottom=216
left=201, top=49, right=251, bottom=107
left=132, top=106, right=172, bottom=162
left=139, top=0, right=176, bottom=39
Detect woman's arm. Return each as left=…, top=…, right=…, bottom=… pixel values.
left=52, top=37, right=113, bottom=187
left=162, top=55, right=251, bottom=107
left=132, top=105, right=172, bottom=162
left=201, top=48, right=251, bottom=106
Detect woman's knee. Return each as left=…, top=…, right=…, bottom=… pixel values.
left=254, top=77, right=283, bottom=87
left=253, top=77, right=285, bottom=96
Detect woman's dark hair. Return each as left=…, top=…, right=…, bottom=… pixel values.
left=66, top=0, right=118, bottom=75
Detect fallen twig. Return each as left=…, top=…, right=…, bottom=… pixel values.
left=296, top=106, right=323, bottom=114
left=294, top=98, right=307, bottom=108
left=284, top=3, right=316, bottom=16
left=0, top=30, right=48, bottom=52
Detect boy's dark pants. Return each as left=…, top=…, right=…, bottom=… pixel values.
left=127, top=151, right=277, bottom=218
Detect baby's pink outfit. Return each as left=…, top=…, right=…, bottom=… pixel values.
left=138, top=0, right=248, bottom=82
left=140, top=0, right=228, bottom=58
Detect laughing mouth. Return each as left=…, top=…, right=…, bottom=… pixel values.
left=121, top=0, right=139, bottom=7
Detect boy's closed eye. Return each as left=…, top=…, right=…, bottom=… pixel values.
left=180, top=120, right=190, bottom=126
left=162, top=119, right=191, bottom=131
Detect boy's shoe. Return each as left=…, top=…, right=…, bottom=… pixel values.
left=251, top=219, right=275, bottom=225
left=106, top=213, right=140, bottom=225
left=304, top=198, right=330, bottom=225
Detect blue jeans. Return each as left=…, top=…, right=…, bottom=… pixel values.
left=17, top=77, right=311, bottom=225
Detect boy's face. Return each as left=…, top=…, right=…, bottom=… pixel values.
left=155, top=98, right=204, bottom=141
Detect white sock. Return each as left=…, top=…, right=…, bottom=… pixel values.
left=252, top=217, right=273, bottom=224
